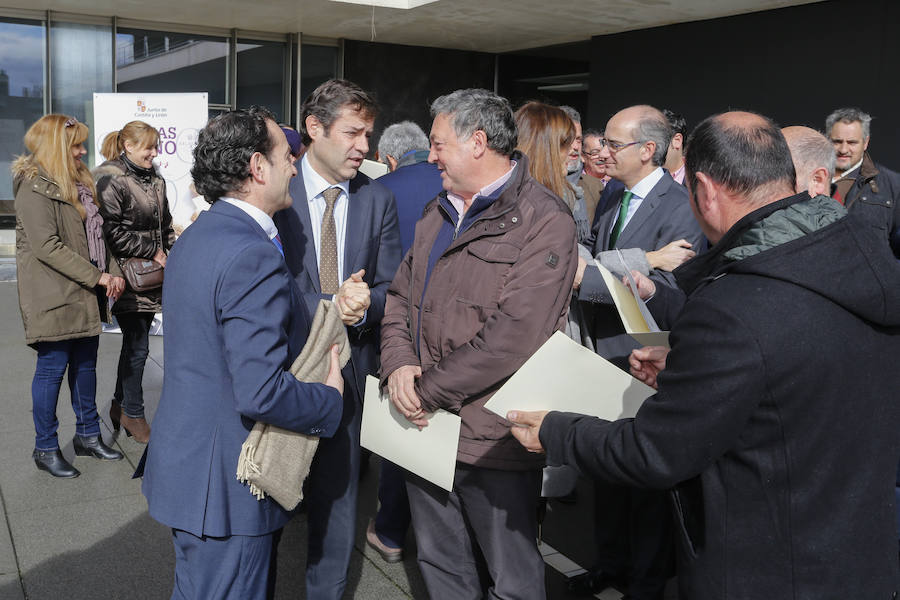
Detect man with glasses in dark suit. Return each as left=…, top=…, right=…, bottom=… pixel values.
left=568, top=104, right=703, bottom=599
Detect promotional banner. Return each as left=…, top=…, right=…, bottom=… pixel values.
left=93, top=92, right=208, bottom=334
left=92, top=92, right=208, bottom=234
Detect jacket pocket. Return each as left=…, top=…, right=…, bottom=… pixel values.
left=466, top=238, right=520, bottom=263
left=670, top=479, right=703, bottom=560
left=457, top=239, right=520, bottom=308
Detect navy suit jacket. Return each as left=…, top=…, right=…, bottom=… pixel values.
left=377, top=159, right=443, bottom=255
left=579, top=172, right=704, bottom=366
left=273, top=169, right=402, bottom=401
left=142, top=201, right=343, bottom=538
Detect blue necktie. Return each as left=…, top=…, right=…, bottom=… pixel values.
left=272, top=233, right=284, bottom=257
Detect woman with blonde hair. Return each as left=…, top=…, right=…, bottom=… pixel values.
left=13, top=114, right=126, bottom=478
left=94, top=120, right=175, bottom=443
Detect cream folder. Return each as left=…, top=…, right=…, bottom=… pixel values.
left=595, top=259, right=670, bottom=348
left=361, top=375, right=461, bottom=492
left=484, top=331, right=656, bottom=421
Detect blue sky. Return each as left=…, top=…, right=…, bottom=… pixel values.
left=0, top=22, right=44, bottom=97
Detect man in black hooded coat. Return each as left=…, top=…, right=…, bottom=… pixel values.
left=509, top=111, right=900, bottom=600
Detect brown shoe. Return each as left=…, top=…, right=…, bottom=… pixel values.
left=119, top=414, right=151, bottom=444
left=366, top=519, right=403, bottom=563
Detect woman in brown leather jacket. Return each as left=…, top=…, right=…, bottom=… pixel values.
left=13, top=114, right=126, bottom=477
left=94, top=121, right=175, bottom=443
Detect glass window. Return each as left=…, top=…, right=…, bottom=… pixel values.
left=0, top=18, right=45, bottom=201
left=208, top=107, right=229, bottom=121
left=300, top=44, right=338, bottom=105
left=51, top=20, right=113, bottom=169
left=116, top=28, right=228, bottom=104
left=237, top=39, right=286, bottom=122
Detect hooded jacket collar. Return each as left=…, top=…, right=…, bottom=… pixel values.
left=675, top=191, right=900, bottom=327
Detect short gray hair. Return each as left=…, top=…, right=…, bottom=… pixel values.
left=559, top=105, right=581, bottom=125
left=825, top=107, right=872, bottom=140
left=430, top=89, right=517, bottom=157
left=378, top=121, right=429, bottom=160
left=786, top=128, right=836, bottom=183
left=632, top=106, right=673, bottom=166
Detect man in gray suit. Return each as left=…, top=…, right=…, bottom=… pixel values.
left=568, top=104, right=704, bottom=599
left=575, top=104, right=703, bottom=365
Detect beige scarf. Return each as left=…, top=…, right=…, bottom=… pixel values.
left=236, top=299, right=350, bottom=510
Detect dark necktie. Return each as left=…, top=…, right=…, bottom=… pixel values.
left=608, top=190, right=634, bottom=249
left=319, top=187, right=340, bottom=294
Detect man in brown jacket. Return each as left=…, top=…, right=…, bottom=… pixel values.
left=380, top=88, right=577, bottom=599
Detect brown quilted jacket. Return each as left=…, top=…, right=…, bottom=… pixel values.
left=380, top=155, right=577, bottom=470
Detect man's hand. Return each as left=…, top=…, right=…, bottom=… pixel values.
left=387, top=365, right=428, bottom=428
left=646, top=239, right=694, bottom=271
left=506, top=410, right=548, bottom=453
left=622, top=270, right=656, bottom=300
left=336, top=269, right=370, bottom=325
left=573, top=256, right=587, bottom=290
left=324, top=344, right=344, bottom=396
left=629, top=345, right=669, bottom=389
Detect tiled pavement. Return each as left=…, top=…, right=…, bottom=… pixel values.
left=0, top=269, right=638, bottom=599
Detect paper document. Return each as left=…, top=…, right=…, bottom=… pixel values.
left=361, top=375, right=461, bottom=491
left=595, top=257, right=670, bottom=348
left=359, top=158, right=389, bottom=179
left=484, top=331, right=656, bottom=421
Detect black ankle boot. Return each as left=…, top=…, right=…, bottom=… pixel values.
left=74, top=435, right=124, bottom=461
left=33, top=449, right=81, bottom=478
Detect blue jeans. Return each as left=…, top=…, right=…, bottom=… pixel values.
left=32, top=336, right=101, bottom=451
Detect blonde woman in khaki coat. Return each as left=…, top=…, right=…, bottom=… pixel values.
left=13, top=114, right=126, bottom=478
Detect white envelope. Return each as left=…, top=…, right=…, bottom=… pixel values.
left=484, top=331, right=656, bottom=421
left=361, top=375, right=461, bottom=492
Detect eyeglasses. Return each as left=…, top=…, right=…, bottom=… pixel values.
left=600, top=138, right=643, bottom=153
left=582, top=149, right=604, bottom=159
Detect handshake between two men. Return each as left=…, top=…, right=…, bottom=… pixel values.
left=335, top=268, right=371, bottom=326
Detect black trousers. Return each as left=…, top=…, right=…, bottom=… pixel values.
left=592, top=482, right=674, bottom=600
left=406, top=465, right=545, bottom=600
left=114, top=312, right=154, bottom=419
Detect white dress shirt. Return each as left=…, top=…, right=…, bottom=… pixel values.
left=221, top=197, right=279, bottom=240
left=610, top=166, right=665, bottom=235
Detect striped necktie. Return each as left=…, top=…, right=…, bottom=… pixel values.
left=271, top=233, right=284, bottom=257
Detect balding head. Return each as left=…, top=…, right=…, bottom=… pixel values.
left=685, top=111, right=796, bottom=242
left=781, top=126, right=835, bottom=198
left=602, top=104, right=672, bottom=188
left=687, top=111, right=795, bottom=204
left=618, top=105, right=672, bottom=166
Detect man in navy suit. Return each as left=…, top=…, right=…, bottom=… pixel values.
left=273, top=79, right=402, bottom=598
left=376, top=121, right=443, bottom=255
left=142, top=107, right=345, bottom=599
